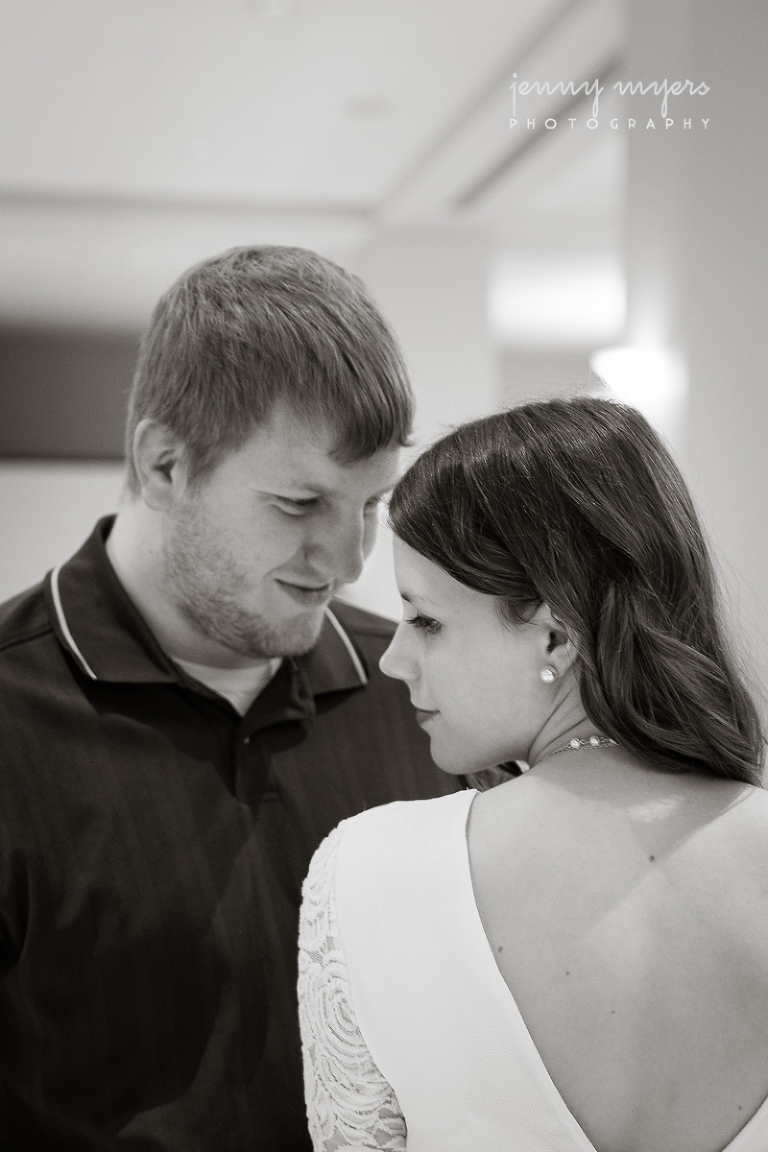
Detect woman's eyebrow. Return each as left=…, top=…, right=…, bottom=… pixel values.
left=399, top=590, right=438, bottom=608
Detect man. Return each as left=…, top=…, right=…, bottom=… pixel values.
left=0, top=246, right=458, bottom=1150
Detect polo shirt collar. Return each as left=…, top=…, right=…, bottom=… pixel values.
left=44, top=517, right=369, bottom=697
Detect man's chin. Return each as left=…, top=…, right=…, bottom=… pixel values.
left=183, top=600, right=328, bottom=662
left=253, top=606, right=328, bottom=659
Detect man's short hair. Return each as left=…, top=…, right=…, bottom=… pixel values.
left=125, top=245, right=413, bottom=491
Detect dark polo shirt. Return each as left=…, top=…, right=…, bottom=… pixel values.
left=0, top=518, right=459, bottom=1151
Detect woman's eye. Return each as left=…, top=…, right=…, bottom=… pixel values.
left=405, top=613, right=441, bottom=636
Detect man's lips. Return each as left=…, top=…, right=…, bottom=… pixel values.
left=414, top=708, right=439, bottom=725
left=275, top=579, right=334, bottom=606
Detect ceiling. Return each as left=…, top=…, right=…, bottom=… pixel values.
left=0, top=0, right=626, bottom=330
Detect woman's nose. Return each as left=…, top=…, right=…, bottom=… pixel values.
left=379, top=621, right=414, bottom=682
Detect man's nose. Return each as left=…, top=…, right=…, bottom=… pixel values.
left=307, top=510, right=369, bottom=585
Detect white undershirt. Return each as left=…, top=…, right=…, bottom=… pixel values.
left=174, top=656, right=283, bottom=716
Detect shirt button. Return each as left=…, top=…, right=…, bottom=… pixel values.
left=243, top=735, right=251, bottom=745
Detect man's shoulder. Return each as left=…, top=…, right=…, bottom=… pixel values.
left=328, top=599, right=396, bottom=643
left=0, top=580, right=52, bottom=657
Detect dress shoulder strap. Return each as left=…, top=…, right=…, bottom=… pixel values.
left=335, top=791, right=597, bottom=1152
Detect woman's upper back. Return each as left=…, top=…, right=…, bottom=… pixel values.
left=467, top=752, right=768, bottom=1152
left=328, top=779, right=768, bottom=1152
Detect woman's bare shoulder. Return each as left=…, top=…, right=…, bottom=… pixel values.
left=467, top=763, right=768, bottom=908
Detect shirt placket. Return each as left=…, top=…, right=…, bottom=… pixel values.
left=235, top=660, right=316, bottom=804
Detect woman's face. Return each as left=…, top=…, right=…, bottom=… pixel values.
left=380, top=539, right=564, bottom=774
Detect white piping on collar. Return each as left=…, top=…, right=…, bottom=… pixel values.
left=324, top=607, right=368, bottom=685
left=50, top=564, right=98, bottom=680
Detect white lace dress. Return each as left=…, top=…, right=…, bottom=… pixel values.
left=297, top=791, right=768, bottom=1152
left=298, top=824, right=406, bottom=1151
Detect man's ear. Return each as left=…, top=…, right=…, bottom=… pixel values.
left=529, top=602, right=578, bottom=677
left=131, top=420, right=186, bottom=511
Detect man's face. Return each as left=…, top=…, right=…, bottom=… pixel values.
left=162, top=403, right=400, bottom=661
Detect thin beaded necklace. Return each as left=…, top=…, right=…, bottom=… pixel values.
left=542, top=735, right=619, bottom=761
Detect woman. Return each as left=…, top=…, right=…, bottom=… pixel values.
left=297, top=397, right=768, bottom=1152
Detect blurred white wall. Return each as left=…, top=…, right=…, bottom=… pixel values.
left=0, top=462, right=124, bottom=601
left=359, top=229, right=497, bottom=448
left=340, top=228, right=498, bottom=619
left=623, top=0, right=768, bottom=711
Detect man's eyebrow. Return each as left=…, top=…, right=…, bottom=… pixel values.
left=255, top=481, right=329, bottom=497
left=261, top=479, right=395, bottom=498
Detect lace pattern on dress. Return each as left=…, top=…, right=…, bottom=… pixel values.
left=298, top=825, right=407, bottom=1152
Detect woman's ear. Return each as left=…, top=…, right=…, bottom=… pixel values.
left=131, top=420, right=186, bottom=511
left=529, top=602, right=578, bottom=677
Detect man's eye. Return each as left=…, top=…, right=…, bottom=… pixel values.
left=405, top=614, right=441, bottom=636
left=274, top=497, right=317, bottom=515
left=364, top=496, right=384, bottom=515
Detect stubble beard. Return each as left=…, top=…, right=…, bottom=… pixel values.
left=164, top=515, right=326, bottom=661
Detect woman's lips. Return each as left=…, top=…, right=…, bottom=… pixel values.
left=414, top=708, right=438, bottom=725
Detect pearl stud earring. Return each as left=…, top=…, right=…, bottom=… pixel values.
left=540, top=665, right=558, bottom=683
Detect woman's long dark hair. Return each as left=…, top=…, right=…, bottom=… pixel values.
left=389, top=397, right=764, bottom=785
